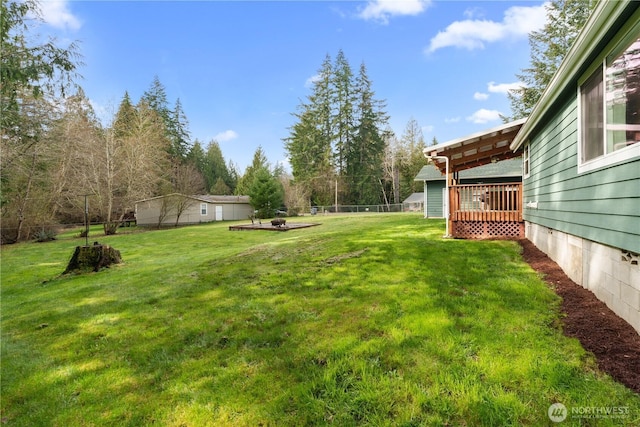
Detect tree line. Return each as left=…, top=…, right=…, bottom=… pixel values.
left=284, top=50, right=431, bottom=209
left=0, top=0, right=285, bottom=242
left=0, top=0, right=428, bottom=243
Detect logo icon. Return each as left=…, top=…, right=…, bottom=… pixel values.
left=548, top=403, right=568, bottom=423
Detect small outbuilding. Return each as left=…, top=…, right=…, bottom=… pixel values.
left=402, top=193, right=425, bottom=212
left=135, top=194, right=252, bottom=227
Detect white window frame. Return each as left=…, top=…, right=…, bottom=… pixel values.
left=522, top=143, right=530, bottom=179
left=200, top=203, right=207, bottom=216
left=577, top=14, right=640, bottom=174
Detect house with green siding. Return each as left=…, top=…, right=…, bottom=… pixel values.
left=510, top=0, right=640, bottom=333
left=414, top=158, right=522, bottom=218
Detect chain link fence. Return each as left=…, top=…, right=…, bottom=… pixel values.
left=291, top=202, right=423, bottom=215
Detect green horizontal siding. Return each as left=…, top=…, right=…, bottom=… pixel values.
left=425, top=182, right=445, bottom=218
left=524, top=97, right=640, bottom=253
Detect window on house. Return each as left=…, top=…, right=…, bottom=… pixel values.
left=579, top=20, right=640, bottom=169
left=581, top=67, right=604, bottom=162
left=606, top=36, right=640, bottom=153
left=200, top=203, right=207, bottom=215
left=523, top=143, right=530, bottom=178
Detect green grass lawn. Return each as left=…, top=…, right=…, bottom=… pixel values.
left=2, top=214, right=639, bottom=426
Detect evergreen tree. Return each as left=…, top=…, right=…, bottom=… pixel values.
left=113, top=92, right=137, bottom=139
left=284, top=55, right=335, bottom=205
left=142, top=76, right=191, bottom=161
left=227, top=160, right=239, bottom=194
left=285, top=52, right=388, bottom=206
left=248, top=167, right=284, bottom=219
left=1, top=0, right=80, bottom=140
left=169, top=98, right=191, bottom=160
left=332, top=50, right=356, bottom=175
left=142, top=75, right=171, bottom=124
left=236, top=146, right=270, bottom=196
left=186, top=140, right=207, bottom=175
left=508, top=0, right=595, bottom=119
left=200, top=141, right=229, bottom=193
left=346, top=63, right=389, bottom=204
left=211, top=177, right=231, bottom=195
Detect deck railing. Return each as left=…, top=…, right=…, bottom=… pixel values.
left=450, top=183, right=522, bottom=223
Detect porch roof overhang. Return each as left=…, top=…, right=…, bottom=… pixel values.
left=423, top=118, right=526, bottom=174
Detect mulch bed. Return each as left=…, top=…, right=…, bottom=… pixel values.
left=519, top=239, right=640, bottom=394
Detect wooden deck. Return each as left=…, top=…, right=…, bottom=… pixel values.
left=449, top=183, right=523, bottom=239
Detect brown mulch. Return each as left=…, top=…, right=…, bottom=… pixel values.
left=518, top=239, right=640, bottom=394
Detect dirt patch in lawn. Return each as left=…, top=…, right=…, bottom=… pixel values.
left=519, top=239, right=640, bottom=394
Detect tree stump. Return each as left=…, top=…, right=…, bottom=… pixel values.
left=64, top=243, right=122, bottom=274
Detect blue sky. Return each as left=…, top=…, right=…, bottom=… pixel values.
left=38, top=0, right=548, bottom=172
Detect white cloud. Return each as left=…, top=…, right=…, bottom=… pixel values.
left=358, top=0, right=431, bottom=24
left=467, top=109, right=502, bottom=124
left=426, top=3, right=547, bottom=53
left=305, top=74, right=321, bottom=88
left=278, top=157, right=292, bottom=173
left=445, top=117, right=461, bottom=124
left=40, top=0, right=82, bottom=31
left=89, top=99, right=111, bottom=126
left=474, top=92, right=489, bottom=101
left=463, top=7, right=485, bottom=20
left=421, top=125, right=434, bottom=134
left=214, top=130, right=238, bottom=142
left=488, top=81, right=524, bottom=94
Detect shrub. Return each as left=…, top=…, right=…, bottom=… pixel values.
left=33, top=228, right=57, bottom=242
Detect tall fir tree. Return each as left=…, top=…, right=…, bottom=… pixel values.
left=203, top=141, right=232, bottom=194
left=332, top=50, right=356, bottom=176
left=142, top=76, right=171, bottom=124
left=169, top=98, right=191, bottom=160
left=285, top=52, right=388, bottom=206
left=248, top=167, right=284, bottom=218
left=142, top=76, right=192, bottom=162
left=284, top=54, right=335, bottom=205
left=113, top=92, right=136, bottom=139
left=235, top=146, right=271, bottom=196
left=346, top=63, right=389, bottom=204
left=186, top=140, right=207, bottom=175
